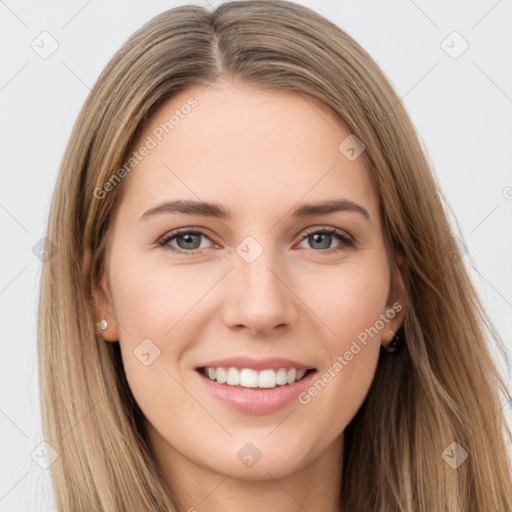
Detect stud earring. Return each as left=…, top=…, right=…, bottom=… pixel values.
left=97, top=319, right=108, bottom=332
left=382, top=329, right=402, bottom=353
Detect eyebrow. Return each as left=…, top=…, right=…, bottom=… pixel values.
left=140, top=199, right=370, bottom=222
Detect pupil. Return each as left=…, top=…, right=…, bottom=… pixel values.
left=311, top=233, right=330, bottom=249
left=179, top=233, right=200, bottom=249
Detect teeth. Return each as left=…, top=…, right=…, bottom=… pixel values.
left=276, top=368, right=288, bottom=385
left=287, top=368, right=297, bottom=384
left=216, top=367, right=227, bottom=384
left=258, top=369, right=275, bottom=388
left=241, top=369, right=259, bottom=388
left=203, top=367, right=310, bottom=388
left=226, top=367, right=240, bottom=386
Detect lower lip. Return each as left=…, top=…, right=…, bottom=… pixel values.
left=196, top=369, right=317, bottom=414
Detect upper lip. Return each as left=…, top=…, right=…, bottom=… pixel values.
left=196, top=357, right=316, bottom=371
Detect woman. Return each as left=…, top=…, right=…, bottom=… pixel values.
left=37, top=1, right=512, bottom=510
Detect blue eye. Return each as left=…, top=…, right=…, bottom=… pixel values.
left=158, top=226, right=354, bottom=255
left=298, top=226, right=354, bottom=251
left=158, top=229, right=207, bottom=254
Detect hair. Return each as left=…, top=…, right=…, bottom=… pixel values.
left=37, top=0, right=512, bottom=510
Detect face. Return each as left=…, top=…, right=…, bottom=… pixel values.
left=95, top=79, right=406, bottom=489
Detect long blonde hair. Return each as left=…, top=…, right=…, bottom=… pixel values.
left=37, top=1, right=512, bottom=509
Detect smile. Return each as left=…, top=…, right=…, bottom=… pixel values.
left=194, top=356, right=318, bottom=413
left=198, top=366, right=315, bottom=389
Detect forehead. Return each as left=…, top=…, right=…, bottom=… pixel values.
left=118, top=80, right=378, bottom=222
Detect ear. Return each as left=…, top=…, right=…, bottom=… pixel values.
left=85, top=246, right=120, bottom=343
left=381, top=251, right=407, bottom=345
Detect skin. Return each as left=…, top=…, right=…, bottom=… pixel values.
left=94, top=78, right=406, bottom=512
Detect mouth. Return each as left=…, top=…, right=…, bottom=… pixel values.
left=194, top=356, right=318, bottom=413
left=196, top=366, right=317, bottom=390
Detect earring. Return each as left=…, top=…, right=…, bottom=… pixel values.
left=97, top=319, right=108, bottom=332
left=382, top=330, right=401, bottom=353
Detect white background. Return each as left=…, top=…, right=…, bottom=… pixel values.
left=0, top=0, right=511, bottom=510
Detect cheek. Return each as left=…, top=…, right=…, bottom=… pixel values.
left=108, top=251, right=203, bottom=340
left=313, top=257, right=391, bottom=346
left=109, top=253, right=199, bottom=431
left=299, top=258, right=389, bottom=423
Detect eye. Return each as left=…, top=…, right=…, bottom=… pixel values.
left=158, top=226, right=354, bottom=255
left=158, top=229, right=213, bottom=255
left=297, top=226, right=354, bottom=252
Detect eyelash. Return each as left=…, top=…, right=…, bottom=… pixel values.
left=157, top=226, right=354, bottom=255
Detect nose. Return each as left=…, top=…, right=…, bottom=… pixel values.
left=221, top=251, right=299, bottom=336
